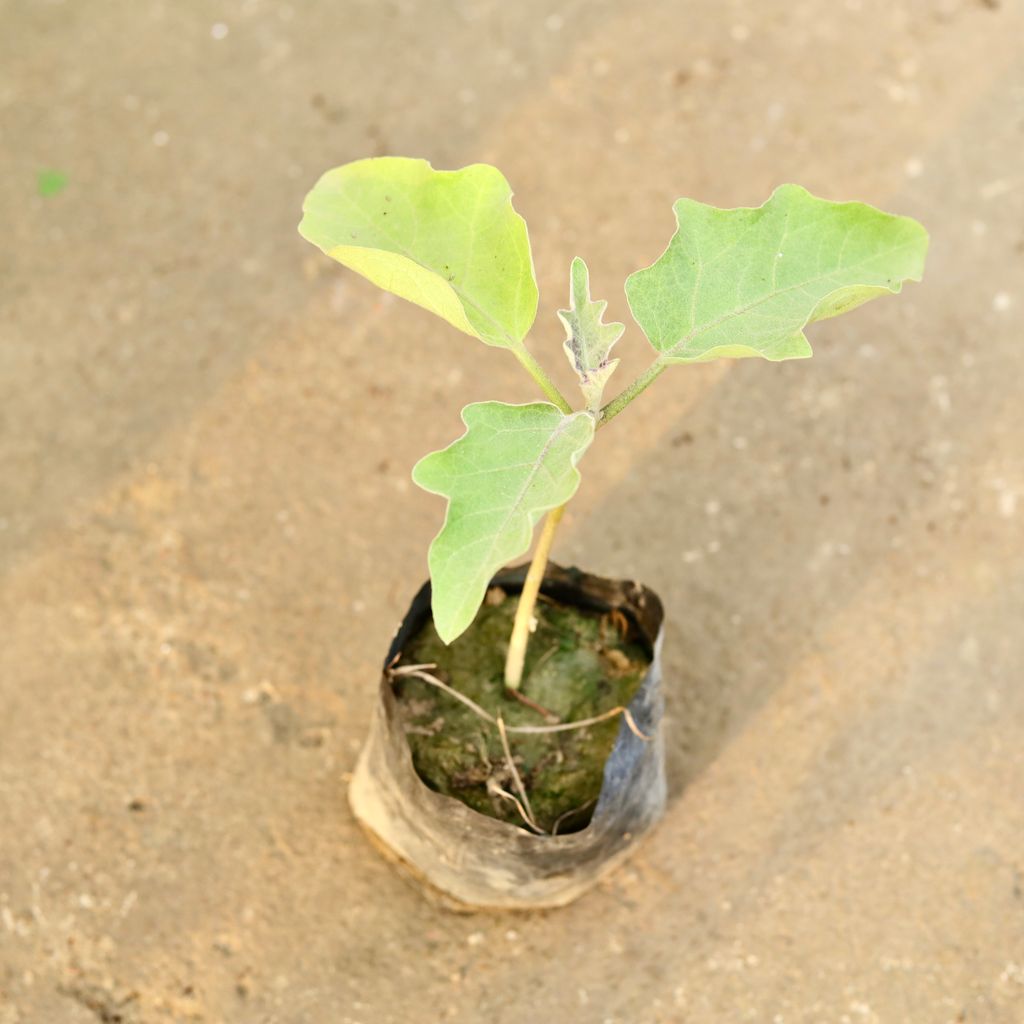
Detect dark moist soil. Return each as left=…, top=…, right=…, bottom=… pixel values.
left=394, top=586, right=652, bottom=834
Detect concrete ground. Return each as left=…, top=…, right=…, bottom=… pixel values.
left=2, top=1, right=1023, bottom=1021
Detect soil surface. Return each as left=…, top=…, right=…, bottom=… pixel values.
left=3, top=2, right=1024, bottom=1023
left=398, top=585, right=650, bottom=833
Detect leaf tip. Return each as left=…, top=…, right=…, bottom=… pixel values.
left=431, top=615, right=461, bottom=647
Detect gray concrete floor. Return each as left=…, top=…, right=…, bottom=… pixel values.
left=2, top=1, right=1023, bottom=1021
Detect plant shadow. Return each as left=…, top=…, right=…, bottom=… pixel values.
left=561, top=292, right=958, bottom=805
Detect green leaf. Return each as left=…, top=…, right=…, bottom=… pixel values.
left=299, top=157, right=538, bottom=348
left=558, top=257, right=625, bottom=410
left=625, top=184, right=928, bottom=364
left=412, top=402, right=595, bottom=643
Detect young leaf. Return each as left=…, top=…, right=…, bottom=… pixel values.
left=558, top=257, right=625, bottom=410
left=412, top=402, right=595, bottom=644
left=299, top=157, right=538, bottom=348
left=625, top=184, right=928, bottom=364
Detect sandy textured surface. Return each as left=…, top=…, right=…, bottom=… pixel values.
left=2, top=1, right=1023, bottom=1021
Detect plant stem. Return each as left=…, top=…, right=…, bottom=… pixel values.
left=503, top=349, right=663, bottom=689
left=513, top=346, right=573, bottom=414
left=504, top=504, right=565, bottom=689
left=598, top=358, right=667, bottom=426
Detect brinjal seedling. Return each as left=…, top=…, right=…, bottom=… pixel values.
left=299, top=157, right=928, bottom=693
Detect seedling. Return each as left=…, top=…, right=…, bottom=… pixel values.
left=299, top=158, right=927, bottom=691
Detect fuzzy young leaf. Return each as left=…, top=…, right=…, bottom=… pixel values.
left=299, top=157, right=538, bottom=348
left=412, top=402, right=595, bottom=643
left=558, top=257, right=625, bottom=410
left=625, top=184, right=928, bottom=364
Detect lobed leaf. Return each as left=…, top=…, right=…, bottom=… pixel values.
left=412, top=402, right=596, bottom=643
left=558, top=256, right=625, bottom=410
left=299, top=157, right=538, bottom=347
left=625, top=184, right=929, bottom=364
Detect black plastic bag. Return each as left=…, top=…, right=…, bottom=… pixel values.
left=349, top=564, right=667, bottom=910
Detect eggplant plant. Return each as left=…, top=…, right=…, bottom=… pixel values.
left=299, top=157, right=928, bottom=692
left=299, top=158, right=928, bottom=906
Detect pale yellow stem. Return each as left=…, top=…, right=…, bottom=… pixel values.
left=504, top=505, right=565, bottom=689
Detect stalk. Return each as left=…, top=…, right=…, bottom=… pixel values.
left=504, top=504, right=565, bottom=689
left=598, top=358, right=666, bottom=426
left=504, top=355, right=666, bottom=689
left=513, top=347, right=573, bottom=414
